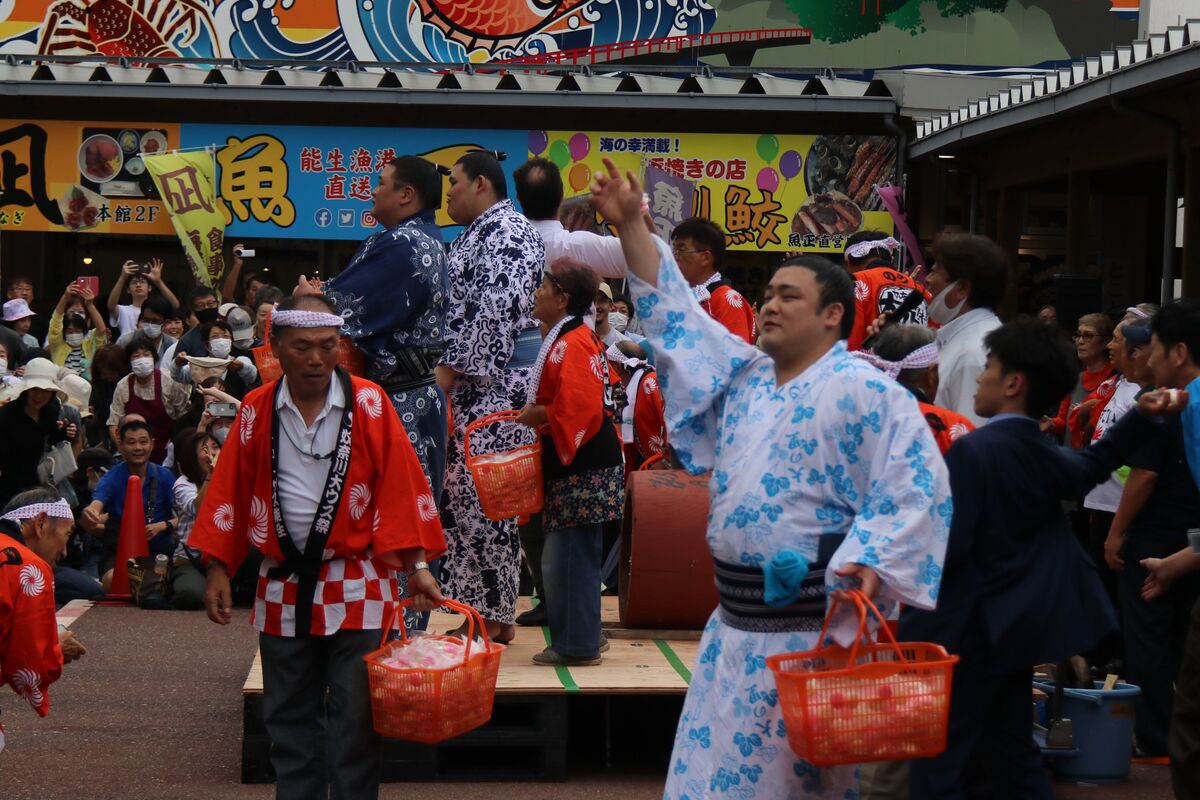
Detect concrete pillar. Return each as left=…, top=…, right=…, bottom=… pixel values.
left=1182, top=147, right=1200, bottom=298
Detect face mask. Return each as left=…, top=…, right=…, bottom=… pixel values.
left=65, top=333, right=85, bottom=347
left=211, top=424, right=230, bottom=445
left=234, top=337, right=254, bottom=350
left=609, top=311, right=629, bottom=333
left=0, top=358, right=7, bottom=374
left=131, top=356, right=154, bottom=377
left=141, top=323, right=162, bottom=339
left=209, top=338, right=233, bottom=358
left=195, top=307, right=219, bottom=324
left=927, top=280, right=966, bottom=326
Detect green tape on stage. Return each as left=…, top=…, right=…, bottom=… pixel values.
left=655, top=640, right=692, bottom=685
left=540, top=626, right=580, bottom=693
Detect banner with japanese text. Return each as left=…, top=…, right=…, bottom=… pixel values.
left=0, top=119, right=178, bottom=235
left=534, top=130, right=896, bottom=253
left=181, top=124, right=530, bottom=240
left=142, top=152, right=225, bottom=290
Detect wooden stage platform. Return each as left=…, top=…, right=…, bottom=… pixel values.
left=241, top=597, right=699, bottom=782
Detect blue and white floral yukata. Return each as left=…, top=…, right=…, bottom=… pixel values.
left=628, top=239, right=953, bottom=799
left=439, top=199, right=545, bottom=625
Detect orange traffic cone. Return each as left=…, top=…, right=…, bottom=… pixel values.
left=107, top=474, right=149, bottom=600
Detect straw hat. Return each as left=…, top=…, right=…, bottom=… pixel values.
left=19, top=358, right=67, bottom=401
left=2, top=298, right=36, bottom=322
left=59, top=373, right=94, bottom=418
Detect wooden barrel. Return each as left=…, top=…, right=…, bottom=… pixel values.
left=619, top=469, right=719, bottom=629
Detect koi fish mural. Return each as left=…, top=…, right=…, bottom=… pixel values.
left=0, top=0, right=1135, bottom=66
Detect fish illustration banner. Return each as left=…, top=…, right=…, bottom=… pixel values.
left=536, top=130, right=896, bottom=253
left=142, top=151, right=226, bottom=290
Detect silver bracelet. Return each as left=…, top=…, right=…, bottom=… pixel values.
left=408, top=560, right=430, bottom=575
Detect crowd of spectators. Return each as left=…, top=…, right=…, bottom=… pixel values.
left=0, top=247, right=270, bottom=610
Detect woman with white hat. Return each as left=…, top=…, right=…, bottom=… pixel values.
left=2, top=298, right=40, bottom=350
left=0, top=358, right=77, bottom=509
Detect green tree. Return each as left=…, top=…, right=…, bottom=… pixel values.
left=785, top=0, right=1010, bottom=44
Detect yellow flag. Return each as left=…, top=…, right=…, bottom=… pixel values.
left=142, top=151, right=225, bottom=294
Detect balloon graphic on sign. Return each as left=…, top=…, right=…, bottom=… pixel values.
left=757, top=167, right=780, bottom=194
left=756, top=134, right=780, bottom=163
left=569, top=163, right=592, bottom=192
left=529, top=130, right=549, bottom=156
left=779, top=149, right=803, bottom=180
left=569, top=132, right=591, bottom=161
left=549, top=140, right=571, bottom=169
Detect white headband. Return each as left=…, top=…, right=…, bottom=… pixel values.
left=1125, top=306, right=1151, bottom=320
left=854, top=342, right=939, bottom=379
left=605, top=343, right=649, bottom=371
left=2, top=499, right=73, bottom=524
left=845, top=237, right=901, bottom=261
left=271, top=308, right=344, bottom=329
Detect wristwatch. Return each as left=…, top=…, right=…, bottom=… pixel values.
left=408, top=561, right=430, bottom=575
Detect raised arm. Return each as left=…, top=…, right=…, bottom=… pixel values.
left=220, top=245, right=246, bottom=303
left=146, top=259, right=180, bottom=310
left=588, top=158, right=660, bottom=287
left=108, top=262, right=135, bottom=318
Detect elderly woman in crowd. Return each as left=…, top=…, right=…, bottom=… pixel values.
left=0, top=358, right=78, bottom=510
left=107, top=337, right=191, bottom=462
left=516, top=257, right=625, bottom=667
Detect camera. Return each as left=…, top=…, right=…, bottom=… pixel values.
left=137, top=263, right=152, bottom=276
left=1190, top=529, right=1200, bottom=556
left=239, top=248, right=255, bottom=258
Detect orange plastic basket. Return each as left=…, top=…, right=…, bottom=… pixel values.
left=464, top=410, right=544, bottom=521
left=363, top=598, right=505, bottom=744
left=766, top=590, right=958, bottom=767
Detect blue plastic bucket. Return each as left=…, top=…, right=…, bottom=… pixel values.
left=1034, top=680, right=1140, bottom=784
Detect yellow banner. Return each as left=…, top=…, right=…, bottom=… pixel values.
left=539, top=131, right=897, bottom=253
left=143, top=151, right=225, bottom=292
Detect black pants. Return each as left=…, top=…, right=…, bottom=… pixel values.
left=1172, top=596, right=1200, bottom=800
left=519, top=511, right=546, bottom=601
left=259, top=629, right=381, bottom=800
left=1119, top=534, right=1200, bottom=755
left=909, top=627, right=1053, bottom=800
left=1085, top=510, right=1122, bottom=666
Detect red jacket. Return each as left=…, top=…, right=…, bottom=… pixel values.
left=848, top=266, right=930, bottom=351
left=702, top=284, right=757, bottom=345
left=189, top=373, right=446, bottom=636
left=1, top=531, right=62, bottom=721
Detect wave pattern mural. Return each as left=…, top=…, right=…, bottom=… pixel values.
left=1, top=0, right=718, bottom=62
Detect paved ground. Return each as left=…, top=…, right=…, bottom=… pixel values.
left=0, top=606, right=1175, bottom=798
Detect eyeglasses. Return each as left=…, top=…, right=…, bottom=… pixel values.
left=671, top=245, right=710, bottom=256
left=1072, top=331, right=1100, bottom=341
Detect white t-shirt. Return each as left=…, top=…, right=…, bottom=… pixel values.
left=110, top=304, right=141, bottom=339
left=1083, top=377, right=1141, bottom=513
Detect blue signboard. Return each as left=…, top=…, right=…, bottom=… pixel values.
left=181, top=124, right=529, bottom=240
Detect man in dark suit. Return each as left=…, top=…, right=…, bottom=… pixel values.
left=903, top=319, right=1160, bottom=799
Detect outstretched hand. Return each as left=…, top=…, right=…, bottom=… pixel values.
left=1138, top=388, right=1189, bottom=416
left=588, top=157, right=645, bottom=230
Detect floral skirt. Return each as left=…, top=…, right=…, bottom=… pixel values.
left=544, top=464, right=625, bottom=531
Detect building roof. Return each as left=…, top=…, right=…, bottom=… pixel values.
left=0, top=56, right=898, bottom=118
left=911, top=19, right=1200, bottom=158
